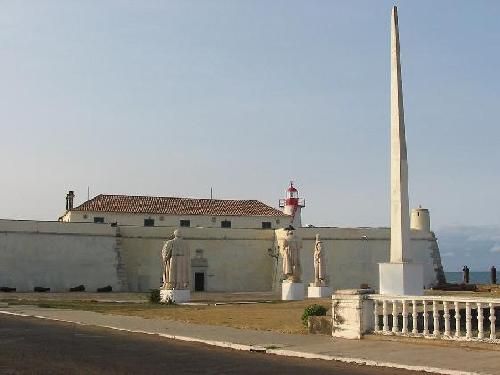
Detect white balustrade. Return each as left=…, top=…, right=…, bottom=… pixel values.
left=433, top=300, right=440, bottom=337
left=423, top=301, right=429, bottom=335
left=382, top=300, right=388, bottom=332
left=477, top=303, right=484, bottom=339
left=489, top=303, right=496, bottom=340
left=392, top=300, right=399, bottom=333
left=402, top=300, right=408, bottom=334
left=412, top=300, right=418, bottom=334
left=454, top=301, right=461, bottom=338
left=368, top=294, right=500, bottom=344
left=373, top=300, right=380, bottom=332
left=443, top=301, right=451, bottom=337
left=465, top=302, right=472, bottom=339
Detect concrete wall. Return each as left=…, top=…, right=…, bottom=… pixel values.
left=275, top=227, right=443, bottom=292
left=0, top=219, right=444, bottom=293
left=0, top=220, right=122, bottom=292
left=118, top=226, right=276, bottom=292
left=63, top=211, right=291, bottom=230
left=117, top=225, right=443, bottom=292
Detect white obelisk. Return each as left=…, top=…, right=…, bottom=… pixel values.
left=379, top=6, right=423, bottom=296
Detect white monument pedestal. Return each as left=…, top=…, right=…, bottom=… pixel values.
left=332, top=289, right=374, bottom=339
left=379, top=262, right=423, bottom=295
left=282, top=282, right=304, bottom=301
left=307, top=286, right=332, bottom=298
left=160, top=289, right=190, bottom=303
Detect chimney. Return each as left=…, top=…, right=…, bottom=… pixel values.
left=66, top=191, right=75, bottom=211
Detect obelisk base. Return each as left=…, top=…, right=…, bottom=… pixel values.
left=160, top=289, right=190, bottom=303
left=379, top=262, right=423, bottom=296
left=282, top=281, right=304, bottom=301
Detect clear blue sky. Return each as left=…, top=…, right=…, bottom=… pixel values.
left=1, top=0, right=499, bottom=232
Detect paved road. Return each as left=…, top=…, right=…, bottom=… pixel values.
left=0, top=315, right=424, bottom=375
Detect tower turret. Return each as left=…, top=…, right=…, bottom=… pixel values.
left=66, top=191, right=75, bottom=211
left=279, top=182, right=305, bottom=228
left=410, top=206, right=431, bottom=232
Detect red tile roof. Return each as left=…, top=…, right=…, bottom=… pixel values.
left=72, top=194, right=288, bottom=217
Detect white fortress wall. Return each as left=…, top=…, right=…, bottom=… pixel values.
left=119, top=226, right=276, bottom=292
left=0, top=220, right=122, bottom=292
left=0, top=220, right=443, bottom=293
left=276, top=227, right=442, bottom=292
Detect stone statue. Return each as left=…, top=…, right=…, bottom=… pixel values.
left=280, top=226, right=302, bottom=282
left=161, top=229, right=190, bottom=290
left=313, top=234, right=327, bottom=286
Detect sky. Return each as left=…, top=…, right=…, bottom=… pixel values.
left=1, top=1, right=500, bottom=268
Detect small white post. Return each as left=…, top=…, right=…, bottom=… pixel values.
left=383, top=300, right=389, bottom=332
left=489, top=303, right=496, bottom=340
left=465, top=302, right=472, bottom=339
left=412, top=300, right=418, bottom=334
left=454, top=301, right=461, bottom=338
left=392, top=300, right=399, bottom=333
left=443, top=301, right=451, bottom=337
left=373, top=300, right=380, bottom=332
left=433, top=300, right=440, bottom=336
left=423, top=301, right=429, bottom=335
left=477, top=303, right=484, bottom=339
left=402, top=300, right=408, bottom=334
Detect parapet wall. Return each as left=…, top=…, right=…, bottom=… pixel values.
left=0, top=220, right=121, bottom=292
left=0, top=220, right=444, bottom=293
left=280, top=227, right=443, bottom=291
left=119, top=226, right=276, bottom=292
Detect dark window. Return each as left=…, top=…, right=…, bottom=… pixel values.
left=144, top=218, right=155, bottom=227
left=94, top=217, right=104, bottom=224
left=262, top=222, right=272, bottom=229
left=180, top=220, right=191, bottom=227
left=221, top=220, right=231, bottom=228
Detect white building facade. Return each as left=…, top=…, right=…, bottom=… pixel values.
left=60, top=193, right=291, bottom=230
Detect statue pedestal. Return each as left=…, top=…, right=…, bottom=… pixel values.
left=160, top=289, right=190, bottom=303
left=379, top=262, right=423, bottom=295
left=281, top=282, right=304, bottom=301
left=307, top=286, right=332, bottom=298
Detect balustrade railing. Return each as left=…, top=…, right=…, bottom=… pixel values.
left=370, top=295, right=500, bottom=343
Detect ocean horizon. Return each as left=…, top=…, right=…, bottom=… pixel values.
left=444, top=271, right=494, bottom=284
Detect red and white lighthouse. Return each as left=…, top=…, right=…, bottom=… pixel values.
left=279, top=181, right=305, bottom=228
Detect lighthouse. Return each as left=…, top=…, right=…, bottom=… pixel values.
left=279, top=182, right=305, bottom=228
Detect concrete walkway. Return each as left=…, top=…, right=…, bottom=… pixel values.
left=1, top=305, right=498, bottom=375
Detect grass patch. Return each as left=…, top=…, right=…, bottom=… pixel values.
left=6, top=297, right=331, bottom=334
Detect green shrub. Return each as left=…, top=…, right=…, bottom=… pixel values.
left=149, top=289, right=161, bottom=304
left=301, top=304, right=328, bottom=326
left=38, top=303, right=54, bottom=309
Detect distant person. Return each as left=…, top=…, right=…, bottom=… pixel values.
left=462, top=265, right=470, bottom=284
left=491, top=266, right=497, bottom=285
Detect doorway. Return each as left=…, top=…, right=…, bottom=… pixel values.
left=195, top=272, right=205, bottom=291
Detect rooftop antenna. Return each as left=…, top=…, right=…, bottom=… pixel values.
left=87, top=186, right=90, bottom=201
left=210, top=187, right=213, bottom=200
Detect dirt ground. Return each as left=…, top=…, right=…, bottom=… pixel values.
left=3, top=289, right=499, bottom=335
left=0, top=292, right=331, bottom=334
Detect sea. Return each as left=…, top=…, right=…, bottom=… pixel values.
left=445, top=271, right=492, bottom=284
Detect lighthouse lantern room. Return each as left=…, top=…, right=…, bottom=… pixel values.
left=279, top=181, right=305, bottom=228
